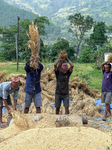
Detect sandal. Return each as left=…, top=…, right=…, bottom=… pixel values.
left=0, top=123, right=6, bottom=128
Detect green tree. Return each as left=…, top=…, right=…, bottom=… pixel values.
left=0, top=17, right=50, bottom=61
left=51, top=38, right=75, bottom=61
left=0, top=25, right=17, bottom=61
left=33, top=16, right=50, bottom=36
left=90, top=21, right=107, bottom=49
left=68, top=13, right=94, bottom=60
left=78, top=45, right=93, bottom=63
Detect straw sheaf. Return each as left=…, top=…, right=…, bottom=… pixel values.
left=59, top=51, right=68, bottom=59
left=27, top=22, right=40, bottom=69
left=0, top=70, right=6, bottom=83
left=108, top=54, right=112, bottom=63
left=58, top=51, right=68, bottom=70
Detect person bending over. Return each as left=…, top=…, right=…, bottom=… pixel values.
left=0, top=77, right=20, bottom=128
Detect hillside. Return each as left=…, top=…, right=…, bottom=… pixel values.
left=4, top=0, right=112, bottom=25
left=0, top=0, right=38, bottom=26
left=3, top=0, right=112, bottom=43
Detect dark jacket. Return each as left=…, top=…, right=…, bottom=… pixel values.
left=24, top=60, right=43, bottom=94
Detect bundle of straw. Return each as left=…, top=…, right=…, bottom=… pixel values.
left=27, top=22, right=40, bottom=69
left=58, top=51, right=68, bottom=70
left=108, top=54, right=112, bottom=63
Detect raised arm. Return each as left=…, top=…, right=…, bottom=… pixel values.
left=101, top=61, right=108, bottom=71
left=66, top=58, right=74, bottom=73
left=24, top=56, right=34, bottom=72
left=24, top=61, right=30, bottom=72
left=54, top=59, right=59, bottom=72
left=38, top=62, right=43, bottom=72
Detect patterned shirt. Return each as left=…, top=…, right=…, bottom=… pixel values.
left=0, top=81, right=19, bottom=99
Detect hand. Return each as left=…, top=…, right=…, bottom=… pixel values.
left=8, top=109, right=12, bottom=114
left=35, top=58, right=39, bottom=64
left=66, top=57, right=69, bottom=61
left=110, top=68, right=112, bottom=73
left=29, top=55, right=34, bottom=62
left=13, top=107, right=16, bottom=111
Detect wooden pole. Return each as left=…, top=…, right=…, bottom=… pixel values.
left=17, top=16, right=20, bottom=70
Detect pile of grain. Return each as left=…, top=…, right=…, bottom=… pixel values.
left=0, top=126, right=111, bottom=150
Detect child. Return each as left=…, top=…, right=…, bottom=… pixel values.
left=101, top=61, right=112, bottom=121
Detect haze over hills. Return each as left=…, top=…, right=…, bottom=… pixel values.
left=4, top=0, right=112, bottom=26
left=1, top=0, right=112, bottom=44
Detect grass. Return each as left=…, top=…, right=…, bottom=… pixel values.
left=70, top=63, right=102, bottom=91
left=0, top=62, right=103, bottom=91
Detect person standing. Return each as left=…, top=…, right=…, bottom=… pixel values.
left=0, top=76, right=20, bottom=128
left=54, top=58, right=74, bottom=114
left=24, top=56, right=43, bottom=114
left=101, top=61, right=112, bottom=121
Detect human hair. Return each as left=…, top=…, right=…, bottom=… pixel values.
left=105, top=63, right=111, bottom=68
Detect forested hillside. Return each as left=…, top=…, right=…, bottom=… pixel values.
left=0, top=0, right=38, bottom=26
left=4, top=0, right=112, bottom=25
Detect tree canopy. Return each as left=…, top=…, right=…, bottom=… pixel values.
left=68, top=13, right=94, bottom=60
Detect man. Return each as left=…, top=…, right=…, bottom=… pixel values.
left=24, top=56, right=43, bottom=114
left=0, top=76, right=20, bottom=128
left=101, top=61, right=112, bottom=121
left=54, top=58, right=74, bottom=114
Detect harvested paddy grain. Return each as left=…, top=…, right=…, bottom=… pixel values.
left=11, top=111, right=29, bottom=130
left=0, top=126, right=111, bottom=150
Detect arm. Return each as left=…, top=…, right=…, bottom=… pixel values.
left=24, top=60, right=30, bottom=72
left=3, top=99, right=11, bottom=113
left=110, top=67, right=112, bottom=75
left=14, top=99, right=17, bottom=110
left=54, top=59, right=59, bottom=72
left=38, top=62, right=44, bottom=72
left=101, top=61, right=108, bottom=71
left=13, top=87, right=19, bottom=110
left=3, top=87, right=11, bottom=113
left=24, top=55, right=35, bottom=72
left=66, top=58, right=74, bottom=73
